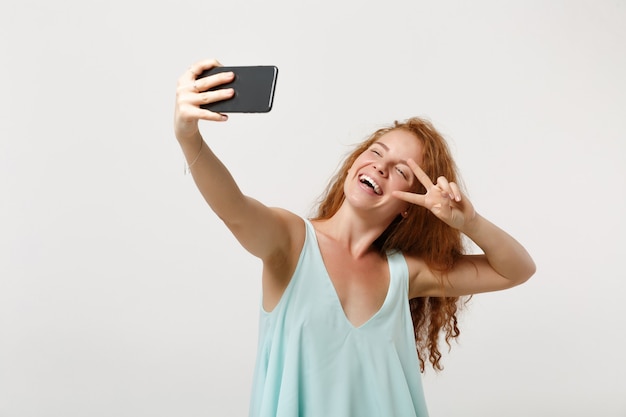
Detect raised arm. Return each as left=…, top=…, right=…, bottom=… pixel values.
left=393, top=159, right=536, bottom=298
left=174, top=59, right=298, bottom=262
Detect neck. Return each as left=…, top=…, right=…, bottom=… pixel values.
left=313, top=205, right=394, bottom=258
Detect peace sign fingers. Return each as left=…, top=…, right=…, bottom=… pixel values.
left=407, top=158, right=461, bottom=201
left=392, top=159, right=472, bottom=230
left=407, top=159, right=434, bottom=190
left=391, top=159, right=434, bottom=208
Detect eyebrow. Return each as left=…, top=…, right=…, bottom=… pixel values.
left=373, top=141, right=411, bottom=167
left=374, top=141, right=389, bottom=151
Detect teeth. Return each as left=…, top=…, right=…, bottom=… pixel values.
left=359, top=174, right=381, bottom=195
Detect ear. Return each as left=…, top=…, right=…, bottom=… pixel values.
left=400, top=209, right=409, bottom=218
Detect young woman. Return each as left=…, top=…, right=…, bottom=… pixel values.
left=174, top=59, right=536, bottom=417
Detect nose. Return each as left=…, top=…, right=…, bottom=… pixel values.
left=373, top=163, right=388, bottom=177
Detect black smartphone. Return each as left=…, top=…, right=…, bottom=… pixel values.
left=198, top=65, right=278, bottom=113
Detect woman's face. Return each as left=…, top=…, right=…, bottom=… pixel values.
left=344, top=129, right=424, bottom=219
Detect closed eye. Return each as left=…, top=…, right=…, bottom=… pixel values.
left=396, top=167, right=407, bottom=179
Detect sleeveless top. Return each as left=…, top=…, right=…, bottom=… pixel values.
left=248, top=218, right=429, bottom=417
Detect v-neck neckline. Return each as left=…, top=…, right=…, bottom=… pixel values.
left=307, top=219, right=393, bottom=330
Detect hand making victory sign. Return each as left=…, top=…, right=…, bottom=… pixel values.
left=392, top=158, right=476, bottom=231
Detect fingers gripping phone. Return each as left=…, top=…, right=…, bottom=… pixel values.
left=198, top=66, right=278, bottom=113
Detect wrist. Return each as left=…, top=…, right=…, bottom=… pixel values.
left=174, top=112, right=201, bottom=144
left=175, top=126, right=202, bottom=146
left=460, top=212, right=483, bottom=236
left=175, top=129, right=199, bottom=143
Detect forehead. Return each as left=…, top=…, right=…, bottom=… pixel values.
left=374, top=129, right=424, bottom=163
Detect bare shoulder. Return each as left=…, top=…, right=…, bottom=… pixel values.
left=271, top=208, right=306, bottom=248
left=262, top=208, right=306, bottom=272
left=405, top=253, right=471, bottom=298
left=404, top=255, right=436, bottom=298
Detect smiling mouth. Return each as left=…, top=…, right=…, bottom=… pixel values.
left=359, top=174, right=382, bottom=195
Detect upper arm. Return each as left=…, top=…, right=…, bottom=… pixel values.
left=182, top=138, right=304, bottom=268
left=221, top=197, right=302, bottom=263
left=408, top=254, right=531, bottom=298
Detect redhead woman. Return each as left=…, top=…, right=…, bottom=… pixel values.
left=174, top=58, right=536, bottom=417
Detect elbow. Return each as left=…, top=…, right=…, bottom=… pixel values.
left=501, top=256, right=536, bottom=289
left=528, top=259, right=537, bottom=279
left=516, top=258, right=537, bottom=286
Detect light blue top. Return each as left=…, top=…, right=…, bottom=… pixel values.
left=249, top=218, right=429, bottom=417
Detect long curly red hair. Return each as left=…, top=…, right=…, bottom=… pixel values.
left=312, top=117, right=467, bottom=371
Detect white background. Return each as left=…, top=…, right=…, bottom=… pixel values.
left=1, top=1, right=625, bottom=416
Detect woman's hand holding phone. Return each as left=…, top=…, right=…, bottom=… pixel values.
left=174, top=59, right=235, bottom=141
